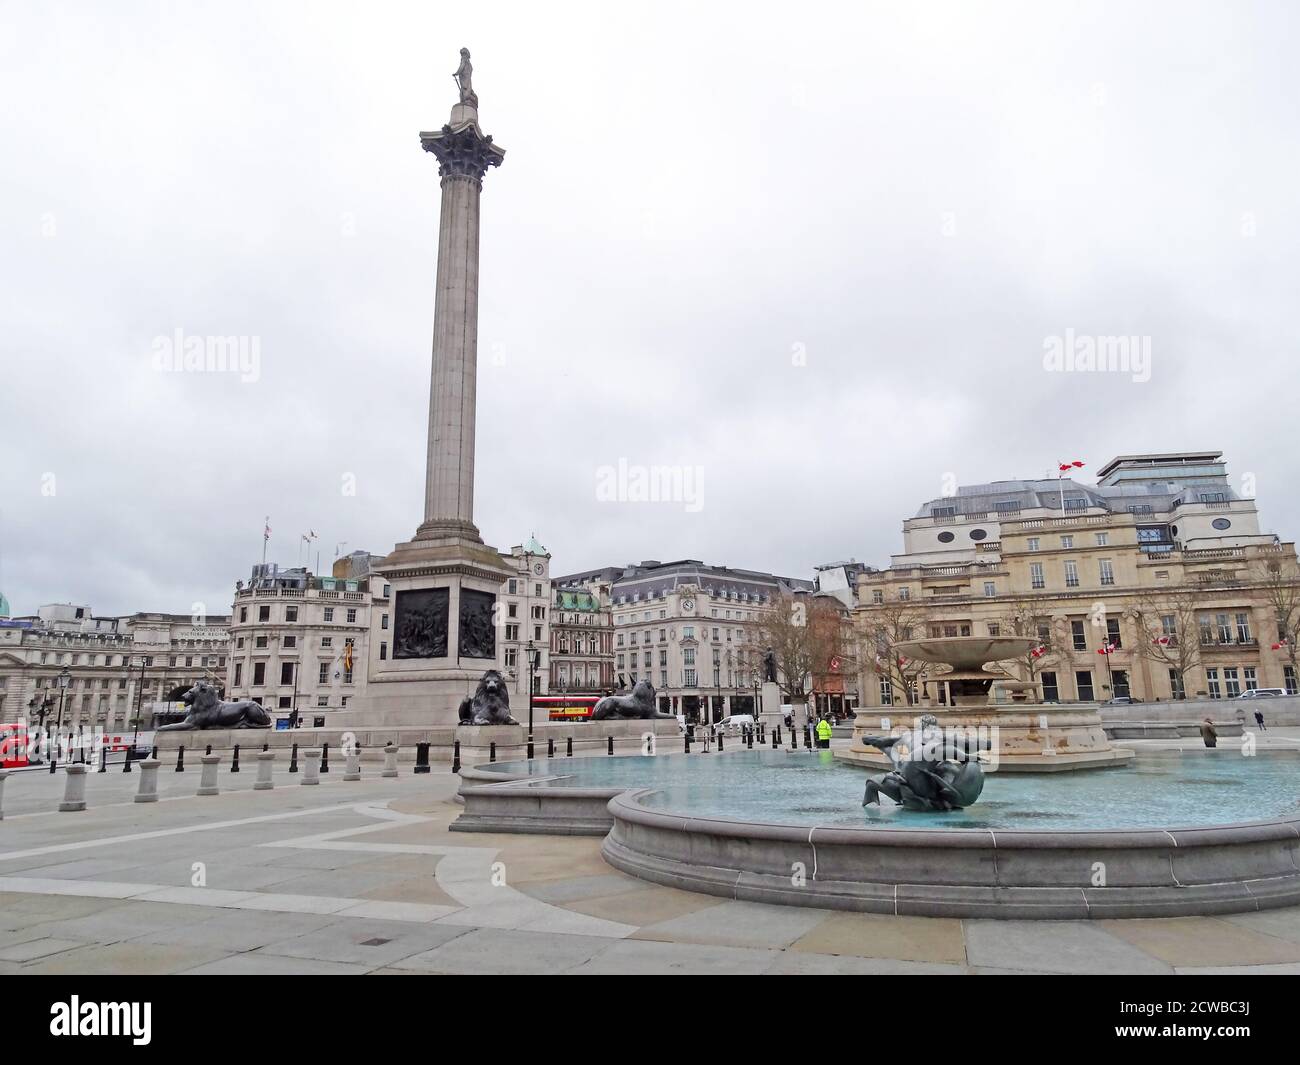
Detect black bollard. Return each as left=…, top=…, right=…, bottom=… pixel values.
left=489, top=741, right=496, bottom=763
left=320, top=743, right=330, bottom=773
left=684, top=733, right=691, bottom=754
left=263, top=742, right=269, bottom=752
left=150, top=746, right=158, bottom=760
left=803, top=725, right=812, bottom=749
left=607, top=735, right=614, bottom=756
left=231, top=745, right=241, bottom=773
left=452, top=740, right=461, bottom=774
left=771, top=728, right=778, bottom=749
left=527, top=738, right=534, bottom=760
left=49, top=752, right=57, bottom=775
left=790, top=727, right=797, bottom=751
left=718, top=731, right=725, bottom=752
left=414, top=741, right=431, bottom=774
left=99, top=745, right=107, bottom=773
left=566, top=736, right=573, bottom=758
left=547, top=737, right=555, bottom=758
left=176, top=746, right=185, bottom=772
left=122, top=743, right=133, bottom=773
left=288, top=742, right=299, bottom=773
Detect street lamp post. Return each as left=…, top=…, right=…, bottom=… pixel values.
left=526, top=640, right=541, bottom=758
left=125, top=655, right=146, bottom=772
left=54, top=667, right=71, bottom=731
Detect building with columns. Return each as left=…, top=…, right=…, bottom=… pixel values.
left=0, top=604, right=229, bottom=728
left=854, top=450, right=1300, bottom=707
left=554, top=560, right=813, bottom=723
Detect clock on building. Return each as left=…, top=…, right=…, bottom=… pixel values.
left=533, top=563, right=543, bottom=574
left=681, top=598, right=695, bottom=613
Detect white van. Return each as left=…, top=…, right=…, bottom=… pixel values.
left=714, top=714, right=755, bottom=736
left=1238, top=688, right=1287, bottom=699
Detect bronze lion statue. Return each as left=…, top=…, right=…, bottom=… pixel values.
left=457, top=669, right=518, bottom=726
left=590, top=680, right=673, bottom=720
left=157, top=681, right=272, bottom=731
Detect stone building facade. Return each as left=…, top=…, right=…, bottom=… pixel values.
left=554, top=560, right=813, bottom=723
left=0, top=604, right=229, bottom=728
left=854, top=451, right=1300, bottom=707
left=549, top=583, right=614, bottom=694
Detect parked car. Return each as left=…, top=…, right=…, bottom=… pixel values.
left=713, top=714, right=755, bottom=736
left=1102, top=696, right=1135, bottom=706
left=1237, top=688, right=1287, bottom=699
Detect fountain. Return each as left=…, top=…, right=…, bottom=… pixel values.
left=837, top=636, right=1134, bottom=772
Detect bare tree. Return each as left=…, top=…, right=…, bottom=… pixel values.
left=855, top=597, right=928, bottom=707
left=1259, top=556, right=1300, bottom=687
left=995, top=596, right=1060, bottom=688
left=751, top=592, right=845, bottom=716
left=1131, top=587, right=1204, bottom=699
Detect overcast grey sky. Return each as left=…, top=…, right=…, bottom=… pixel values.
left=2, top=0, right=1297, bottom=617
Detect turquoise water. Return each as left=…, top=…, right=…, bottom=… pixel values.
left=485, top=749, right=1300, bottom=831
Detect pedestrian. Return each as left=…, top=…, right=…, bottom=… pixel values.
left=1254, top=709, right=1267, bottom=731
left=1200, top=717, right=1217, bottom=749
left=816, top=715, right=833, bottom=749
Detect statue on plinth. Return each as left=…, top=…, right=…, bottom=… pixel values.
left=458, top=669, right=518, bottom=725
left=591, top=680, right=674, bottom=720
left=762, top=648, right=777, bottom=684
left=157, top=681, right=271, bottom=731
left=453, top=47, right=479, bottom=108
left=860, top=714, right=985, bottom=811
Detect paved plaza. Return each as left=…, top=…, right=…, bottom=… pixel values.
left=2, top=736, right=1300, bottom=975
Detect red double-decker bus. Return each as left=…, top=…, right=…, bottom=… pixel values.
left=533, top=694, right=602, bottom=722
left=0, top=722, right=30, bottom=768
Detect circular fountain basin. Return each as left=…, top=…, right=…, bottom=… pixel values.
left=456, top=749, right=1300, bottom=918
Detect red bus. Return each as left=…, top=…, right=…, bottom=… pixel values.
left=0, top=722, right=30, bottom=768
left=534, top=694, right=602, bottom=722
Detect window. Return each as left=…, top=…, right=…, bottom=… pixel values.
left=1064, top=497, right=1087, bottom=512
left=253, top=662, right=266, bottom=686
left=318, top=662, right=329, bottom=683
left=508, top=579, right=518, bottom=594
left=1060, top=535, right=1074, bottom=549
left=379, top=642, right=387, bottom=661
left=1095, top=532, right=1108, bottom=546
left=505, top=647, right=517, bottom=669
left=1112, top=669, right=1130, bottom=699
left=234, top=663, right=243, bottom=686
left=1243, top=666, right=1257, bottom=691
left=898, top=587, right=910, bottom=600
left=240, top=607, right=248, bottom=623
left=1030, top=563, right=1045, bottom=589
left=1075, top=671, right=1094, bottom=701
left=258, top=605, right=270, bottom=622
left=321, top=637, right=333, bottom=648
left=531, top=605, right=545, bottom=620
left=1071, top=620, right=1087, bottom=651
left=1235, top=613, right=1252, bottom=643
left=1041, top=671, right=1058, bottom=701
left=255, top=636, right=268, bottom=649
left=1217, top=613, right=1232, bottom=644
left=987, top=623, right=1001, bottom=636
left=283, top=635, right=296, bottom=649
left=1064, top=561, right=1079, bottom=587
left=324, top=607, right=334, bottom=623
left=506, top=625, right=519, bottom=641
left=381, top=613, right=389, bottom=630
left=286, top=606, right=298, bottom=622
left=1098, top=560, right=1114, bottom=586
left=984, top=582, right=996, bottom=597
left=317, top=696, right=329, bottom=707
left=1223, top=668, right=1241, bottom=698
left=347, top=608, right=357, bottom=624
left=1027, top=538, right=1040, bottom=552
left=684, top=669, right=697, bottom=686
left=879, top=678, right=893, bottom=706
left=1284, top=666, right=1297, bottom=695
left=280, top=662, right=294, bottom=685
left=872, top=589, right=883, bottom=604
left=1206, top=667, right=1221, bottom=699
left=683, top=648, right=696, bottom=666
left=1106, top=618, right=1122, bottom=649
left=1160, top=615, right=1177, bottom=642
left=1169, top=668, right=1185, bottom=700
left=278, top=697, right=292, bottom=709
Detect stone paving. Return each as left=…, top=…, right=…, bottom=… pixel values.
left=2, top=740, right=1300, bottom=975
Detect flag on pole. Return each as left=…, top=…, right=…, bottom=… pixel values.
left=263, top=518, right=271, bottom=541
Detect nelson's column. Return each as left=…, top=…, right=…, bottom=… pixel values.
left=353, top=49, right=514, bottom=724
